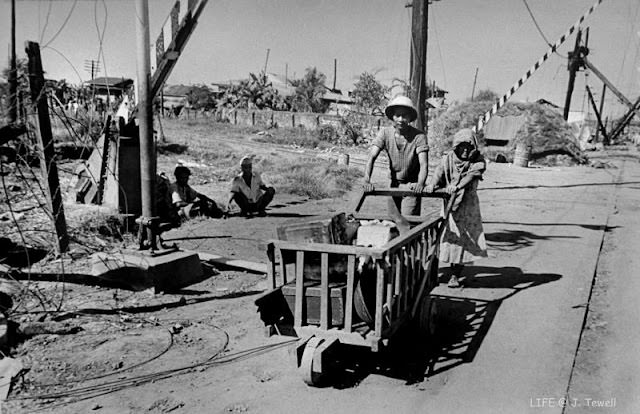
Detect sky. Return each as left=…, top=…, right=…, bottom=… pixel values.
left=1, top=0, right=639, bottom=119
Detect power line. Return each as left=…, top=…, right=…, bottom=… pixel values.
left=521, top=0, right=551, bottom=46
left=42, top=0, right=79, bottom=48
left=38, top=0, right=54, bottom=44
left=521, top=0, right=567, bottom=59
left=430, top=5, right=447, bottom=90
left=42, top=45, right=84, bottom=83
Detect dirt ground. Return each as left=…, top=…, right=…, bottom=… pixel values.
left=1, top=137, right=639, bottom=413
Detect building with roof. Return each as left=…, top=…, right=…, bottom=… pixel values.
left=84, top=77, right=134, bottom=103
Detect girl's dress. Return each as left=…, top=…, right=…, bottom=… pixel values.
left=432, top=148, right=488, bottom=264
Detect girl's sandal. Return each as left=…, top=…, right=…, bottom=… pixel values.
left=447, top=275, right=461, bottom=288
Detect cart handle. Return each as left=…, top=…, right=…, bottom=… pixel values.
left=351, top=188, right=450, bottom=213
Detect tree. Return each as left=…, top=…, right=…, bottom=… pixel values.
left=217, top=71, right=290, bottom=112
left=352, top=72, right=389, bottom=114
left=186, top=84, right=217, bottom=111
left=1, top=58, right=29, bottom=117
left=472, top=89, right=499, bottom=102
left=290, top=67, right=329, bottom=113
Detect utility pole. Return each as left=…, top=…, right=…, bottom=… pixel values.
left=563, top=29, right=584, bottom=120
left=333, top=58, right=337, bottom=91
left=263, top=48, right=270, bottom=74
left=8, top=0, right=18, bottom=123
left=285, top=63, right=288, bottom=85
left=471, top=67, right=479, bottom=101
left=409, top=0, right=429, bottom=130
left=84, top=59, right=100, bottom=80
left=135, top=0, right=155, bottom=248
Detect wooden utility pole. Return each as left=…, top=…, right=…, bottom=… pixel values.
left=8, top=0, right=18, bottom=123
left=25, top=41, right=69, bottom=253
left=333, top=58, right=337, bottom=91
left=410, top=0, right=428, bottom=130
left=471, top=67, right=479, bottom=101
left=564, top=29, right=584, bottom=120
left=263, top=48, right=270, bottom=74
left=135, top=0, right=155, bottom=246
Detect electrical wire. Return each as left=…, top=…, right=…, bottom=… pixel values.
left=429, top=5, right=447, bottom=90
left=42, top=0, right=79, bottom=49
left=9, top=336, right=296, bottom=412
left=38, top=0, right=54, bottom=45
left=615, top=0, right=640, bottom=88
left=521, top=0, right=552, bottom=46
left=521, top=0, right=567, bottom=59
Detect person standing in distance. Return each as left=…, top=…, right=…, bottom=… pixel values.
left=363, top=96, right=429, bottom=216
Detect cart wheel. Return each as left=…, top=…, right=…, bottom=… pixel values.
left=417, top=295, right=439, bottom=338
left=300, top=337, right=324, bottom=386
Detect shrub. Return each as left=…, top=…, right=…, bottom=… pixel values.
left=271, top=159, right=364, bottom=199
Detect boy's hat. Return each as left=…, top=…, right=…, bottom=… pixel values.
left=174, top=164, right=191, bottom=176
left=240, top=155, right=253, bottom=166
left=384, top=95, right=418, bottom=122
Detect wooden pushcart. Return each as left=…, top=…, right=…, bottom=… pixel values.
left=257, top=189, right=452, bottom=385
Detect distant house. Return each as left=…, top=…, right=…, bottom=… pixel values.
left=84, top=77, right=133, bottom=103
left=322, top=88, right=354, bottom=115
left=162, top=84, right=194, bottom=110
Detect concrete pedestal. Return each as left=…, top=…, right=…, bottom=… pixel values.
left=91, top=250, right=203, bottom=293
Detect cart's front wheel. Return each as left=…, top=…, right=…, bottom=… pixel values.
left=300, top=337, right=324, bottom=386
left=417, top=295, right=439, bottom=338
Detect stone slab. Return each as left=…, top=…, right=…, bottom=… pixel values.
left=91, top=250, right=203, bottom=293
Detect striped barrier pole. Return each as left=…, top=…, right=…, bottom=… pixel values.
left=473, top=0, right=604, bottom=134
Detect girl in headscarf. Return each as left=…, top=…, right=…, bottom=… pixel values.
left=426, top=128, right=488, bottom=288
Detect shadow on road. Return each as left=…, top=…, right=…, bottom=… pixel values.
left=484, top=221, right=617, bottom=232
left=324, top=265, right=561, bottom=388
left=485, top=229, right=579, bottom=251
left=163, top=235, right=232, bottom=242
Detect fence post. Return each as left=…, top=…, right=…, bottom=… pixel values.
left=25, top=41, right=69, bottom=253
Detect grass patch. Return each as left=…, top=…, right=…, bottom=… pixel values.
left=271, top=159, right=364, bottom=199
left=252, top=127, right=326, bottom=149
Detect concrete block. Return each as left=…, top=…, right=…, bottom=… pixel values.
left=91, top=250, right=203, bottom=293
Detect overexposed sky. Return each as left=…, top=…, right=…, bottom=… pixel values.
left=1, top=0, right=639, bottom=118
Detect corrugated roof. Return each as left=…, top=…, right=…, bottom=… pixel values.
left=321, top=90, right=354, bottom=104
left=85, top=77, right=133, bottom=88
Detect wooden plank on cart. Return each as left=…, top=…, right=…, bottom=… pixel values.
left=296, top=326, right=381, bottom=350
left=295, top=251, right=305, bottom=328
left=345, top=255, right=355, bottom=332
left=320, top=253, right=329, bottom=330
left=375, top=262, right=385, bottom=337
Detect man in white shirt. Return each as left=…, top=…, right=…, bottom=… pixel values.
left=226, top=156, right=275, bottom=217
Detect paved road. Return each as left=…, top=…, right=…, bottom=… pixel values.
left=163, top=152, right=638, bottom=414
left=269, top=160, right=623, bottom=414
left=566, top=153, right=640, bottom=414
